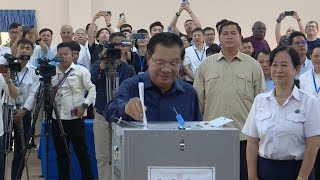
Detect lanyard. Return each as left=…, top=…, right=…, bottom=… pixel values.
left=137, top=51, right=146, bottom=72
left=118, top=64, right=124, bottom=80
left=16, top=68, right=28, bottom=86
left=194, top=46, right=205, bottom=62
left=312, top=70, right=320, bottom=94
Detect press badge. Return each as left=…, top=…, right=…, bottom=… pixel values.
left=56, top=94, right=63, bottom=106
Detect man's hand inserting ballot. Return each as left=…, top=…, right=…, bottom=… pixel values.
left=124, top=97, right=147, bottom=121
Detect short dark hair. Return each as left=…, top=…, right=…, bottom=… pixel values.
left=149, top=21, right=164, bottom=32
left=39, top=28, right=53, bottom=36
left=203, top=27, right=215, bottom=34
left=120, top=24, right=133, bottom=32
left=206, top=44, right=221, bottom=56
left=70, top=41, right=81, bottom=52
left=270, top=46, right=300, bottom=68
left=96, top=28, right=111, bottom=39
left=288, top=31, right=307, bottom=45
left=242, top=39, right=252, bottom=44
left=216, top=19, right=228, bottom=31
left=255, top=50, right=271, bottom=59
left=121, top=29, right=132, bottom=34
left=9, top=23, right=21, bottom=31
left=279, top=35, right=289, bottom=47
left=192, top=28, right=204, bottom=35
left=109, top=32, right=126, bottom=42
left=17, top=39, right=34, bottom=50
left=147, top=32, right=185, bottom=60
left=57, top=42, right=73, bottom=52
left=311, top=44, right=320, bottom=55
left=218, top=21, right=241, bottom=36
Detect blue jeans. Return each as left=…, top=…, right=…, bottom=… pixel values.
left=11, top=112, right=31, bottom=180
left=0, top=135, right=4, bottom=180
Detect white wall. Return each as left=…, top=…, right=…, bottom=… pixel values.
left=1, top=0, right=320, bottom=48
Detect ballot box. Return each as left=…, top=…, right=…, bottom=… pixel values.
left=112, top=122, right=239, bottom=180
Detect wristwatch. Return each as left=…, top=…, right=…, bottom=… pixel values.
left=82, top=103, right=89, bottom=109
left=107, top=23, right=112, bottom=27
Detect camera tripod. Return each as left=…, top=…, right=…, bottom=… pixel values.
left=15, top=77, right=75, bottom=180
left=3, top=72, right=30, bottom=180
left=104, top=70, right=120, bottom=168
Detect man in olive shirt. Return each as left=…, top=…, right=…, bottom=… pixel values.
left=193, top=21, right=266, bottom=180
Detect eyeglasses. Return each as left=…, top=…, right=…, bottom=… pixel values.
left=150, top=56, right=181, bottom=69
left=292, top=41, right=307, bottom=46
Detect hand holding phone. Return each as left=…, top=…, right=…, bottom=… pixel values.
left=132, top=33, right=145, bottom=40
left=119, top=13, right=125, bottom=19
left=284, top=11, right=295, bottom=16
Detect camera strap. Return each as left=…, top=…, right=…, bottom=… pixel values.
left=52, top=69, right=73, bottom=97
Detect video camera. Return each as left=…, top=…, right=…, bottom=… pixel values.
left=102, top=41, right=131, bottom=74
left=36, top=57, right=64, bottom=79
left=3, top=53, right=31, bottom=73
left=103, top=41, right=131, bottom=60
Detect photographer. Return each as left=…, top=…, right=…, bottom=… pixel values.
left=9, top=38, right=40, bottom=180
left=168, top=2, right=202, bottom=41
left=90, top=32, right=135, bottom=180
left=0, top=67, right=19, bottom=180
left=51, top=42, right=96, bottom=180
left=10, top=26, right=48, bottom=67
left=88, top=11, right=113, bottom=66
left=275, top=11, right=304, bottom=45
left=130, top=29, right=150, bottom=74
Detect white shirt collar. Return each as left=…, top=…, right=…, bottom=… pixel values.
left=263, top=85, right=300, bottom=102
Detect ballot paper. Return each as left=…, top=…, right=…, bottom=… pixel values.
left=199, top=117, right=234, bottom=128
left=138, top=82, right=148, bottom=127
left=148, top=166, right=215, bottom=180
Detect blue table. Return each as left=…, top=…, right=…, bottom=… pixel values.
left=38, top=119, right=98, bottom=179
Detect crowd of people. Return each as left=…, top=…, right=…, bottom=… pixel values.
left=0, top=2, right=320, bottom=180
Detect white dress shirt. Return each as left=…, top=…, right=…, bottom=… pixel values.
left=52, top=63, right=96, bottom=120
left=183, top=45, right=208, bottom=82
left=0, top=75, right=12, bottom=136
left=295, top=57, right=313, bottom=79
left=9, top=62, right=40, bottom=110
left=0, top=46, right=12, bottom=64
left=77, top=44, right=91, bottom=71
left=299, top=68, right=320, bottom=98
left=242, top=86, right=320, bottom=160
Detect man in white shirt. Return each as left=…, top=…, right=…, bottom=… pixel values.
left=51, top=42, right=96, bottom=180
left=183, top=28, right=207, bottom=84
left=289, top=31, right=313, bottom=79
left=10, top=39, right=40, bottom=180
left=0, top=67, right=19, bottom=180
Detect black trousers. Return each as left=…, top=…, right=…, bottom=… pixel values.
left=11, top=112, right=31, bottom=180
left=258, top=156, right=315, bottom=180
left=240, top=140, right=248, bottom=180
left=52, top=119, right=93, bottom=180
